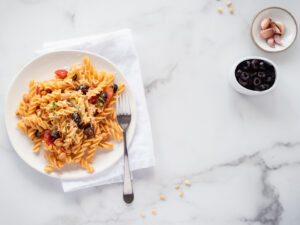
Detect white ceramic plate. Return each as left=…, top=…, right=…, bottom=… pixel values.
left=251, top=7, right=298, bottom=53
left=5, top=50, right=137, bottom=180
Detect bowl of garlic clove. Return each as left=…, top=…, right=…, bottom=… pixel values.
left=251, top=7, right=298, bottom=53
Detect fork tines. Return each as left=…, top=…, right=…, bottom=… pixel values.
left=116, top=93, right=131, bottom=130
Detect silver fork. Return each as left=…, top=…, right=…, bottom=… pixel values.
left=116, top=93, right=134, bottom=204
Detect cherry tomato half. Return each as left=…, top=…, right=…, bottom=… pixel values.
left=104, top=87, right=114, bottom=104
left=44, top=130, right=52, bottom=145
left=55, top=69, right=68, bottom=79
left=36, top=86, right=40, bottom=95
left=88, top=95, right=98, bottom=104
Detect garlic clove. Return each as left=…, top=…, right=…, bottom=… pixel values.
left=261, top=17, right=272, bottom=30
left=270, top=22, right=281, bottom=34
left=267, top=37, right=275, bottom=48
left=274, top=21, right=285, bottom=35
left=274, top=34, right=282, bottom=45
left=260, top=28, right=274, bottom=39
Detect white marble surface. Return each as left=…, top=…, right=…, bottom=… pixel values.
left=1, top=0, right=300, bottom=224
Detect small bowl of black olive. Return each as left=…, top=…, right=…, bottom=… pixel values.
left=229, top=57, right=278, bottom=95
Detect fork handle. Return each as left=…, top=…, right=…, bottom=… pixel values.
left=123, top=131, right=134, bottom=203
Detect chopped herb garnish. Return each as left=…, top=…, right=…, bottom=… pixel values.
left=53, top=111, right=58, bottom=120
left=50, top=101, right=58, bottom=121
left=98, top=96, right=105, bottom=103
left=69, top=98, right=83, bottom=118
left=50, top=101, right=58, bottom=110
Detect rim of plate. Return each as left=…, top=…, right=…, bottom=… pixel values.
left=5, top=50, right=137, bottom=180
left=250, top=6, right=298, bottom=53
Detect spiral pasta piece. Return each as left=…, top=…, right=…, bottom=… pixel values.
left=86, top=134, right=104, bottom=162
left=22, top=115, right=50, bottom=130
left=33, top=138, right=42, bottom=152
left=44, top=164, right=55, bottom=173
left=80, top=158, right=94, bottom=173
left=99, top=141, right=114, bottom=150
left=29, top=80, right=36, bottom=99
left=16, top=101, right=28, bottom=116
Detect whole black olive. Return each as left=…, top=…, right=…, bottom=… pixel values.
left=113, top=84, right=118, bottom=93
left=266, top=76, right=273, bottom=83
left=251, top=59, right=259, bottom=70
left=79, top=85, right=90, bottom=95
left=250, top=72, right=257, bottom=78
left=237, top=69, right=243, bottom=74
left=238, top=78, right=248, bottom=87
left=259, top=61, right=265, bottom=70
left=50, top=130, right=61, bottom=139
left=242, top=65, right=248, bottom=71
left=264, top=61, right=273, bottom=70
left=242, top=60, right=251, bottom=71
left=99, top=91, right=107, bottom=101
left=235, top=70, right=242, bottom=79
left=240, top=72, right=250, bottom=81
left=270, top=67, right=275, bottom=74
left=253, top=77, right=262, bottom=87
left=72, top=74, right=78, bottom=81
left=71, top=112, right=81, bottom=125
left=84, top=125, right=94, bottom=137
left=35, top=129, right=42, bottom=138
left=78, top=123, right=85, bottom=129
left=259, top=84, right=269, bottom=91
left=257, top=72, right=266, bottom=79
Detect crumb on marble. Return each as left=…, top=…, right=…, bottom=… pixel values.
left=175, top=184, right=180, bottom=189
left=140, top=211, right=146, bottom=217
left=229, top=7, right=234, bottom=14
left=226, top=1, right=232, bottom=6
left=179, top=190, right=184, bottom=197
left=160, top=194, right=166, bottom=200
left=218, top=7, right=223, bottom=13
left=152, top=209, right=157, bottom=215
left=184, top=179, right=191, bottom=186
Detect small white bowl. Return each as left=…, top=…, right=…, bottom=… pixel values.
left=251, top=7, right=298, bottom=53
left=228, top=56, right=278, bottom=95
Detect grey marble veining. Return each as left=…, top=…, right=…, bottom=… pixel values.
left=1, top=0, right=300, bottom=224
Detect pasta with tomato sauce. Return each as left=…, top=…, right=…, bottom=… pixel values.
left=16, top=56, right=125, bottom=173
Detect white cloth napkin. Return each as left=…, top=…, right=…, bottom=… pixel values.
left=37, top=29, right=155, bottom=192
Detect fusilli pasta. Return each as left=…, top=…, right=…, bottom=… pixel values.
left=16, top=56, right=125, bottom=174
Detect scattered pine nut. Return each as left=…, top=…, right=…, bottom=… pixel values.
left=23, top=94, right=30, bottom=103
left=175, top=184, right=180, bottom=189
left=179, top=190, right=184, bottom=197
left=140, top=212, right=146, bottom=217
left=184, top=179, right=191, bottom=186
left=218, top=7, right=223, bottom=13
left=226, top=1, right=232, bottom=6
left=160, top=194, right=166, bottom=200
left=229, top=7, right=234, bottom=14
left=152, top=209, right=157, bottom=215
